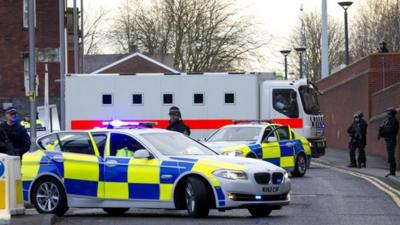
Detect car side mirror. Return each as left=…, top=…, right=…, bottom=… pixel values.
left=266, top=136, right=277, bottom=143
left=134, top=149, right=151, bottom=159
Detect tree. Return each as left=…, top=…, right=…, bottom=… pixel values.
left=107, top=0, right=268, bottom=72
left=83, top=7, right=107, bottom=55
left=352, top=0, right=400, bottom=60
left=289, top=11, right=344, bottom=82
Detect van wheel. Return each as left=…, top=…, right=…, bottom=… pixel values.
left=31, top=177, right=69, bottom=216
left=248, top=206, right=272, bottom=217
left=184, top=177, right=210, bottom=217
left=291, top=153, right=307, bottom=177
left=103, top=208, right=130, bottom=216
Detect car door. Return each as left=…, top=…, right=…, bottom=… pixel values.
left=260, top=125, right=282, bottom=166
left=39, top=132, right=102, bottom=198
left=275, top=126, right=296, bottom=170
left=103, top=132, right=161, bottom=201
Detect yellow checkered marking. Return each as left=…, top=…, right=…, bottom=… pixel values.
left=280, top=156, right=295, bottom=168
left=261, top=143, right=281, bottom=158
left=104, top=182, right=129, bottom=199
left=128, top=159, right=160, bottom=184
left=160, top=184, right=173, bottom=201
left=21, top=151, right=43, bottom=182
left=192, top=159, right=246, bottom=186
left=63, top=153, right=99, bottom=181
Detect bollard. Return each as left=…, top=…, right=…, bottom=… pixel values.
left=8, top=156, right=24, bottom=215
left=0, top=156, right=10, bottom=224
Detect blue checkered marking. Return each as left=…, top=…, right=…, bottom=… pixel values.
left=219, top=201, right=226, bottom=207
left=279, top=140, right=295, bottom=157
left=103, top=158, right=130, bottom=182
left=129, top=184, right=159, bottom=199
left=64, top=179, right=98, bottom=197
left=264, top=158, right=280, bottom=166
left=249, top=144, right=263, bottom=158
left=293, top=139, right=304, bottom=154
left=160, top=161, right=180, bottom=184
left=22, top=181, right=32, bottom=202
left=40, top=151, right=64, bottom=177
left=215, top=187, right=225, bottom=200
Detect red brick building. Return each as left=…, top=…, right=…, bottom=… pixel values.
left=317, top=53, right=400, bottom=167
left=0, top=0, right=63, bottom=115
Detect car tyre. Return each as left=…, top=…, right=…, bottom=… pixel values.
left=184, top=177, right=210, bottom=217
left=31, top=176, right=69, bottom=216
left=103, top=208, right=130, bottom=216
left=248, top=206, right=272, bottom=217
left=291, top=153, right=307, bottom=177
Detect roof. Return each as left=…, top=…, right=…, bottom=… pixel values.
left=90, top=52, right=179, bottom=74
left=84, top=54, right=128, bottom=73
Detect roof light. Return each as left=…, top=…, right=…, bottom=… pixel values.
left=101, top=120, right=157, bottom=129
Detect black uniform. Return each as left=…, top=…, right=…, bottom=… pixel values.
left=0, top=121, right=31, bottom=157
left=347, top=119, right=368, bottom=167
left=166, top=120, right=191, bottom=136
left=379, top=115, right=399, bottom=175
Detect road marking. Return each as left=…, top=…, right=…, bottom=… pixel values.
left=312, top=162, right=400, bottom=208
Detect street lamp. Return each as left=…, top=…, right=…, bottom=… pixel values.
left=338, top=1, right=353, bottom=65
left=295, top=47, right=306, bottom=79
left=280, top=50, right=291, bottom=80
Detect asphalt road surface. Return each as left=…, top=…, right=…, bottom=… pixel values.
left=55, top=164, right=400, bottom=225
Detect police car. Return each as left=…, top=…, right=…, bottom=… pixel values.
left=21, top=122, right=291, bottom=218
left=203, top=122, right=312, bottom=177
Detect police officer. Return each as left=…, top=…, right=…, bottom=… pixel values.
left=20, top=113, right=44, bottom=129
left=166, top=106, right=191, bottom=136
left=0, top=107, right=31, bottom=157
left=378, top=107, right=399, bottom=177
left=347, top=112, right=368, bottom=168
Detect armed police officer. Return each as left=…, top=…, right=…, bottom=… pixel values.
left=0, top=107, right=31, bottom=157
left=166, top=106, right=191, bottom=136
left=347, top=112, right=368, bottom=168
left=378, top=107, right=399, bottom=177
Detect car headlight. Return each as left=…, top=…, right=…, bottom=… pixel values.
left=222, top=150, right=243, bottom=157
left=213, top=169, right=248, bottom=180
left=284, top=172, right=289, bottom=179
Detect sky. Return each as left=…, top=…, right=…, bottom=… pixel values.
left=74, top=0, right=362, bottom=72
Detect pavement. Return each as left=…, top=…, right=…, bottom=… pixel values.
left=315, top=148, right=400, bottom=188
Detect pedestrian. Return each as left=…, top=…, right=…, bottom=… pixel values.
left=347, top=112, right=368, bottom=168
left=166, top=106, right=191, bottom=136
left=378, top=107, right=399, bottom=177
left=0, top=107, right=31, bottom=157
left=378, top=41, right=389, bottom=53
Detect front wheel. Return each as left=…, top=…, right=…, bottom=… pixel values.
left=291, top=153, right=307, bottom=177
left=248, top=206, right=273, bottom=217
left=31, top=177, right=69, bottom=216
left=184, top=177, right=210, bottom=217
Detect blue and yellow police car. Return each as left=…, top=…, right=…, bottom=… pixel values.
left=204, top=122, right=312, bottom=177
left=22, top=126, right=291, bottom=218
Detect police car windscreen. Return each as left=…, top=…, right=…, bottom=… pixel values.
left=207, top=127, right=262, bottom=142
left=141, top=133, right=216, bottom=156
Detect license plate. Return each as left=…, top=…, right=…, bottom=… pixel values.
left=262, top=187, right=279, bottom=193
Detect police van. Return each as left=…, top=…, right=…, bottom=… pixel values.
left=65, top=73, right=326, bottom=158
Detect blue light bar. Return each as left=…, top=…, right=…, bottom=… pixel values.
left=255, top=195, right=262, bottom=200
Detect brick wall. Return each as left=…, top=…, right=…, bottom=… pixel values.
left=0, top=0, right=61, bottom=114
left=317, top=53, right=400, bottom=167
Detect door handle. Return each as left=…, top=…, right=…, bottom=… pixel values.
left=285, top=143, right=295, bottom=147
left=105, top=160, right=118, bottom=167
left=51, top=155, right=66, bottom=162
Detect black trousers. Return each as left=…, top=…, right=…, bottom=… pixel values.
left=385, top=139, right=397, bottom=175
left=349, top=141, right=366, bottom=165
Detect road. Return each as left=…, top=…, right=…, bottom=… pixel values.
left=55, top=164, right=400, bottom=225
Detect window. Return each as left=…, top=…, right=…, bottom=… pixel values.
left=193, top=93, right=204, bottom=104
left=102, top=94, right=113, bottom=105
left=58, top=133, right=95, bottom=155
left=207, top=127, right=262, bottom=142
left=261, top=126, right=277, bottom=143
left=272, top=89, right=299, bottom=118
left=163, top=93, right=174, bottom=105
left=132, top=94, right=143, bottom=105
left=110, top=133, right=145, bottom=157
left=299, top=86, right=321, bottom=115
left=225, top=93, right=235, bottom=104
left=276, top=126, right=291, bottom=141
left=91, top=133, right=108, bottom=157
left=38, top=134, right=61, bottom=151
left=23, top=0, right=36, bottom=28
